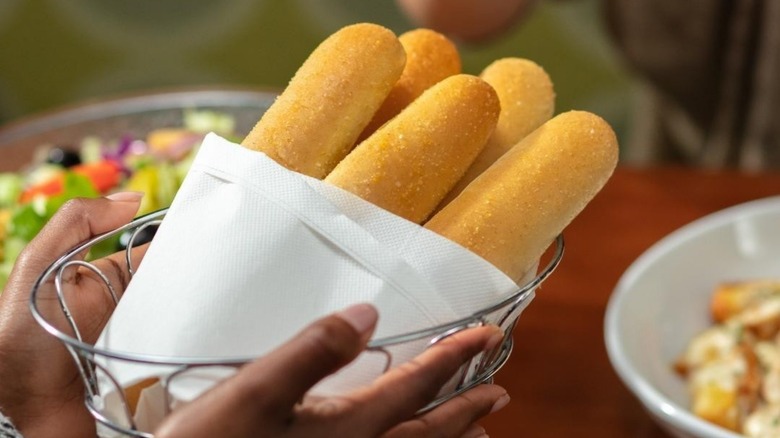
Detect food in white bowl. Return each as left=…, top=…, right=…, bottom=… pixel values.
left=675, top=280, right=780, bottom=435
left=605, top=196, right=780, bottom=438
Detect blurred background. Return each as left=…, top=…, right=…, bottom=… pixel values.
left=0, top=0, right=636, bottom=143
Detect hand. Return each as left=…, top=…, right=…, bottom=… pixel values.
left=396, top=0, right=536, bottom=43
left=0, top=192, right=146, bottom=438
left=155, top=303, right=509, bottom=438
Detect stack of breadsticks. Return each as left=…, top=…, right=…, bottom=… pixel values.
left=104, top=23, right=619, bottom=424
left=242, top=22, right=618, bottom=282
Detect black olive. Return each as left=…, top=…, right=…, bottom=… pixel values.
left=117, top=224, right=159, bottom=251
left=46, top=147, right=82, bottom=168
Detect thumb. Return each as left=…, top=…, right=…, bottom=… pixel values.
left=154, top=304, right=378, bottom=438
left=3, top=193, right=143, bottom=306
left=17, top=193, right=143, bottom=276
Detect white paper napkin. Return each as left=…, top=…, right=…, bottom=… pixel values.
left=94, top=133, right=531, bottom=433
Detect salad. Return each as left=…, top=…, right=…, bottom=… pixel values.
left=0, top=109, right=240, bottom=291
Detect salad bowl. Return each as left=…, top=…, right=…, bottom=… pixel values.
left=0, top=87, right=277, bottom=288
left=605, top=196, right=780, bottom=437
left=0, top=87, right=277, bottom=171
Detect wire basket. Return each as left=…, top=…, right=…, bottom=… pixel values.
left=29, top=208, right=564, bottom=437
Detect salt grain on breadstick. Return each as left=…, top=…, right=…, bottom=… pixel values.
left=425, top=111, right=618, bottom=281
left=439, top=58, right=555, bottom=208
left=241, top=23, right=406, bottom=178
left=325, top=74, right=500, bottom=224
left=356, top=28, right=461, bottom=143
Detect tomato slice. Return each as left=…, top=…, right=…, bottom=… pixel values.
left=72, top=160, right=122, bottom=193
left=18, top=178, right=62, bottom=204
left=18, top=160, right=122, bottom=203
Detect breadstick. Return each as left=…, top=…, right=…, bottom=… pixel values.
left=438, top=58, right=555, bottom=208
left=124, top=378, right=158, bottom=415
left=241, top=23, right=406, bottom=178
left=325, top=74, right=500, bottom=224
left=356, top=28, right=461, bottom=143
left=425, top=111, right=618, bottom=281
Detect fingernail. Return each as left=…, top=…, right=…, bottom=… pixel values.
left=106, top=191, right=144, bottom=202
left=462, top=425, right=488, bottom=438
left=337, top=303, right=378, bottom=336
left=490, top=393, right=510, bottom=413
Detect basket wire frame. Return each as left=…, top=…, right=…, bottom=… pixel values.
left=29, top=208, right=564, bottom=437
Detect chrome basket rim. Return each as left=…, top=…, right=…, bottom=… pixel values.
left=29, top=207, right=563, bottom=365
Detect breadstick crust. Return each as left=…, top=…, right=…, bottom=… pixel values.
left=241, top=23, right=406, bottom=178
left=325, top=74, right=500, bottom=224
left=425, top=110, right=618, bottom=281
left=124, top=378, right=159, bottom=415
left=357, top=28, right=461, bottom=143
left=440, top=58, right=555, bottom=208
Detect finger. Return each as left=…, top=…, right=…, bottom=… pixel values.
left=69, top=243, right=150, bottom=343
left=2, top=193, right=142, bottom=307
left=154, top=304, right=378, bottom=438
left=382, top=384, right=507, bottom=438
left=89, top=242, right=150, bottom=298
left=13, top=193, right=143, bottom=283
left=354, top=325, right=504, bottom=434
left=459, top=423, right=488, bottom=438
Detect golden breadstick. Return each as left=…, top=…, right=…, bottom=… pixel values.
left=425, top=111, right=618, bottom=281
left=439, top=58, right=555, bottom=207
left=325, top=74, right=500, bottom=224
left=241, top=23, right=406, bottom=178
left=124, top=378, right=158, bottom=415
left=356, top=28, right=461, bottom=143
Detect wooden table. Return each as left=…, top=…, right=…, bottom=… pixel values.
left=482, top=166, right=780, bottom=437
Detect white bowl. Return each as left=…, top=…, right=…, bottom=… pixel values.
left=605, top=196, right=780, bottom=438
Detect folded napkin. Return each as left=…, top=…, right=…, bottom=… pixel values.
left=94, top=133, right=531, bottom=433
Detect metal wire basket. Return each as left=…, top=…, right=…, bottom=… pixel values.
left=29, top=208, right=564, bottom=437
